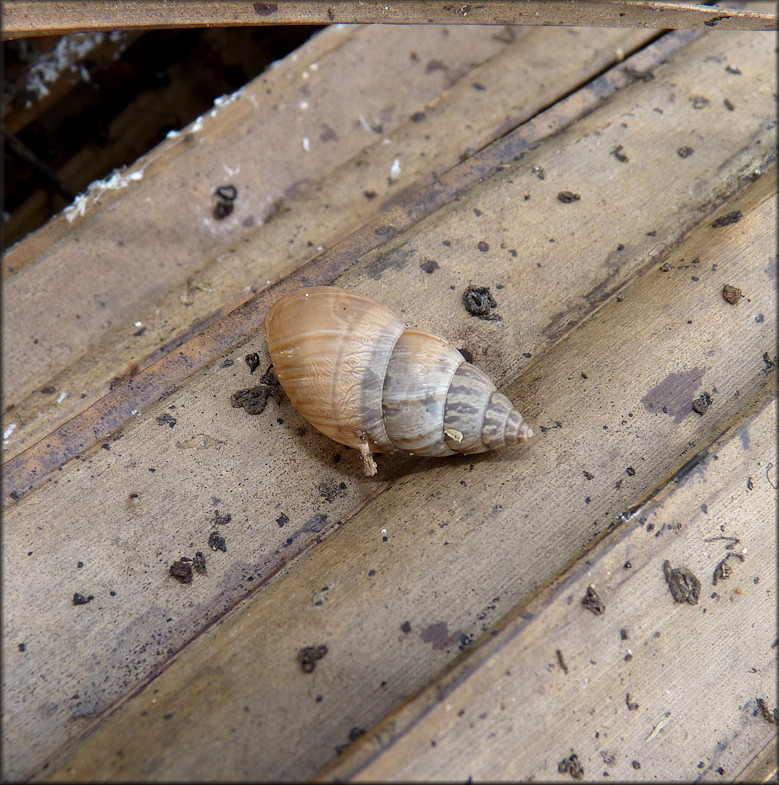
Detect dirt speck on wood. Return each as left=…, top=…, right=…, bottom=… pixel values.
left=711, top=210, right=742, bottom=228
left=297, top=644, right=328, bottom=673
left=756, top=697, right=778, bottom=724
left=582, top=585, right=605, bottom=615
left=692, top=391, right=712, bottom=415
left=245, top=352, right=261, bottom=373
left=169, top=559, right=193, bottom=584
left=557, top=191, right=581, bottom=204
left=208, top=531, right=227, bottom=552
left=663, top=560, right=700, bottom=604
left=558, top=752, right=584, bottom=779
left=722, top=284, right=743, bottom=305
left=462, top=285, right=499, bottom=320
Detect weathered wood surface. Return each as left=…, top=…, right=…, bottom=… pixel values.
left=319, top=387, right=778, bottom=782
left=1, top=17, right=776, bottom=785
left=2, top=22, right=656, bottom=468
left=2, top=0, right=776, bottom=40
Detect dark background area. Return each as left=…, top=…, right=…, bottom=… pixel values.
left=3, top=26, right=319, bottom=251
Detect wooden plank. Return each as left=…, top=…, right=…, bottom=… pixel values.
left=3, top=19, right=773, bottom=778
left=2, top=0, right=775, bottom=39
left=317, top=388, right=778, bottom=782
left=29, top=161, right=776, bottom=782
left=1, top=23, right=659, bottom=471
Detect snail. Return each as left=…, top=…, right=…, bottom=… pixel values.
left=262, top=286, right=533, bottom=475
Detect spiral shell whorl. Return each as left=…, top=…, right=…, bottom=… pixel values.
left=262, top=286, right=532, bottom=458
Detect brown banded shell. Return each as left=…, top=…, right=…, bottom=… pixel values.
left=261, top=286, right=532, bottom=463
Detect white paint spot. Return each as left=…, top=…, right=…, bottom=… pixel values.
left=57, top=391, right=67, bottom=404
left=223, top=163, right=240, bottom=176
left=310, top=62, right=319, bottom=71
left=166, top=129, right=181, bottom=139
left=190, top=116, right=204, bottom=133
left=134, top=321, right=142, bottom=327
left=390, top=158, right=401, bottom=181
left=302, top=70, right=310, bottom=80
left=303, top=137, right=311, bottom=152
left=3, top=423, right=17, bottom=441
left=299, top=100, right=309, bottom=110
left=64, top=167, right=145, bottom=222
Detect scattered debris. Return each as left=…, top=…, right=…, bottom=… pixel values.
left=420, top=259, right=439, bottom=274
left=557, top=191, right=580, bottom=204
left=156, top=413, right=177, bottom=428
left=193, top=551, right=207, bottom=574
left=582, top=585, right=605, bottom=615
left=230, top=366, right=281, bottom=415
left=611, top=145, right=629, bottom=162
left=556, top=648, right=569, bottom=674
left=663, top=560, right=700, bottom=605
left=762, top=353, right=776, bottom=374
left=756, top=698, right=778, bottom=724
left=711, top=210, right=742, bottom=228
left=297, top=644, right=328, bottom=673
left=245, top=352, right=261, bottom=373
left=169, top=559, right=193, bottom=584
left=626, top=693, right=639, bottom=711
left=646, top=710, right=672, bottom=741
left=208, top=531, right=227, bottom=552
left=213, top=184, right=237, bottom=219
left=211, top=510, right=232, bottom=527
left=677, top=146, right=695, bottom=158
left=462, top=285, right=499, bottom=320
left=712, top=552, right=744, bottom=585
left=558, top=753, right=584, bottom=779
left=722, top=284, right=743, bottom=305
left=72, top=592, right=94, bottom=605
left=704, top=534, right=741, bottom=550
left=692, top=391, right=712, bottom=415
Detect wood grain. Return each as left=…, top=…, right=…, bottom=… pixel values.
left=319, top=388, right=778, bottom=782
left=2, top=0, right=775, bottom=40
left=1, top=15, right=775, bottom=785
left=32, top=161, right=776, bottom=783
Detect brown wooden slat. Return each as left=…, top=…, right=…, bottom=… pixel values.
left=2, top=20, right=774, bottom=779
left=318, top=388, right=778, bottom=781
left=2, top=0, right=775, bottom=39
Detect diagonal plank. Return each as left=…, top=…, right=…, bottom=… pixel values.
left=25, top=126, right=777, bottom=783
left=318, top=389, right=777, bottom=782
left=2, top=22, right=775, bottom=784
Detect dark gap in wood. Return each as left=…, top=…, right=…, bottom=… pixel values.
left=2, top=26, right=319, bottom=250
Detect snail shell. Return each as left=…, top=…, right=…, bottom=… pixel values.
left=262, top=286, right=533, bottom=461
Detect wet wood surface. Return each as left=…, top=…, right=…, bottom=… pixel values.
left=2, top=16, right=776, bottom=783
